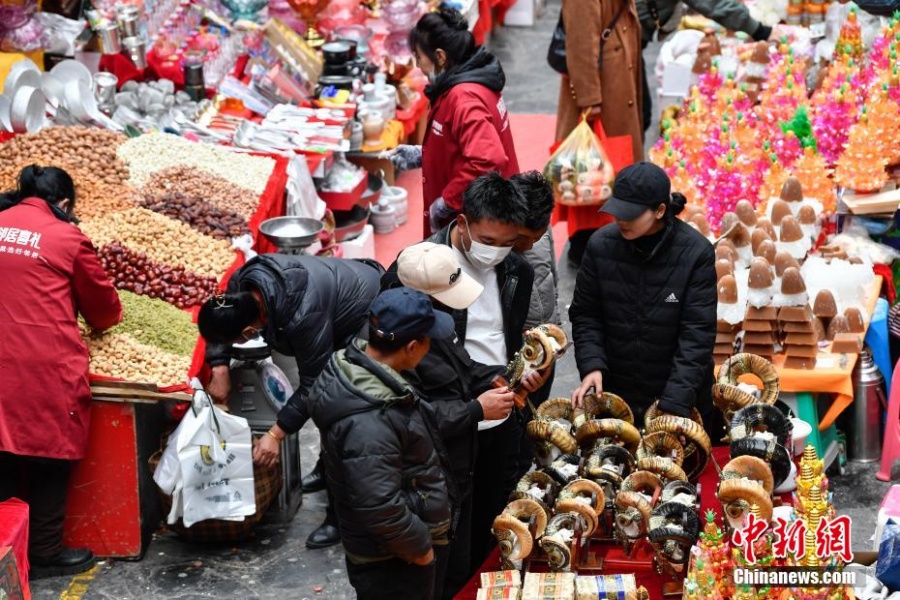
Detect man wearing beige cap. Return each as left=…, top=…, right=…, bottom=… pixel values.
left=385, top=241, right=542, bottom=599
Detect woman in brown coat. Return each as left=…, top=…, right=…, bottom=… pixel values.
left=554, top=0, right=645, bottom=265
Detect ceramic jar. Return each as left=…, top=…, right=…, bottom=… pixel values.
left=362, top=110, right=385, bottom=145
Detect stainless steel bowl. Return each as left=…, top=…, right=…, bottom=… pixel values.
left=259, top=217, right=324, bottom=251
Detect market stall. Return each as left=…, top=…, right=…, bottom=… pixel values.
left=457, top=354, right=853, bottom=599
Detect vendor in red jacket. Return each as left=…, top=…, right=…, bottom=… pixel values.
left=0, top=165, right=122, bottom=578
left=388, top=8, right=520, bottom=236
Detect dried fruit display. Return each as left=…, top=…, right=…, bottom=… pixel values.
left=139, top=192, right=250, bottom=240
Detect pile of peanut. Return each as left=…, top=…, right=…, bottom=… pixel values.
left=84, top=331, right=192, bottom=388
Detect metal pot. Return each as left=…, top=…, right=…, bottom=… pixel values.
left=333, top=204, right=370, bottom=242
left=322, top=41, right=353, bottom=65
left=361, top=172, right=383, bottom=206
left=317, top=75, right=355, bottom=91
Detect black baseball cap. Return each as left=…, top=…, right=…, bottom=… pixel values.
left=369, top=287, right=455, bottom=344
left=601, top=162, right=672, bottom=221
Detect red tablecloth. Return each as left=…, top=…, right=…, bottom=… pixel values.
left=455, top=446, right=733, bottom=600
left=0, top=498, right=30, bottom=600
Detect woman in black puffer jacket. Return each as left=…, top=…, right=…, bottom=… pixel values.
left=569, top=162, right=719, bottom=436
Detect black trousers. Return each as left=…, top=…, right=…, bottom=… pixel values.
left=567, top=229, right=595, bottom=266
left=470, top=416, right=522, bottom=569
left=641, top=40, right=652, bottom=133
left=346, top=554, right=437, bottom=600
left=0, top=452, right=72, bottom=558
left=441, top=492, right=473, bottom=600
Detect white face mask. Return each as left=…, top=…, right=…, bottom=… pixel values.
left=463, top=218, right=512, bottom=269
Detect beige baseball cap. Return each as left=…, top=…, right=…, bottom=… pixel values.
left=397, top=242, right=483, bottom=310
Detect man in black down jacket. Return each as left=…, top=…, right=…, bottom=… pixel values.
left=414, top=172, right=535, bottom=567
left=308, top=288, right=454, bottom=600
left=570, top=163, right=718, bottom=434
left=198, top=253, right=382, bottom=546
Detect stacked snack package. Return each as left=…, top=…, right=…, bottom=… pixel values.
left=521, top=572, right=576, bottom=600
left=575, top=574, right=647, bottom=600
left=478, top=571, right=522, bottom=600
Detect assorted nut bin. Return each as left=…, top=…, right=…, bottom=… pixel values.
left=117, top=132, right=276, bottom=194
left=107, top=290, right=200, bottom=357
left=0, top=127, right=135, bottom=220
left=84, top=330, right=193, bottom=388
left=0, top=127, right=280, bottom=389
left=142, top=166, right=259, bottom=220
left=80, top=207, right=235, bottom=278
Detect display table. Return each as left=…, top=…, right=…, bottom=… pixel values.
left=726, top=276, right=883, bottom=432
left=0, top=499, right=30, bottom=600
left=62, top=386, right=190, bottom=559
left=455, top=447, right=734, bottom=599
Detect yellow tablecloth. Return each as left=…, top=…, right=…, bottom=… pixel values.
left=728, top=277, right=882, bottom=431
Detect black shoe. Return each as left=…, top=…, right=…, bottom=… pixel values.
left=306, top=521, right=340, bottom=549
left=30, top=547, right=96, bottom=579
left=301, top=466, right=326, bottom=493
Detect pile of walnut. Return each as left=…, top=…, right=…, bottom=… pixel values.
left=0, top=127, right=135, bottom=220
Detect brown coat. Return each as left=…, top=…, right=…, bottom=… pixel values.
left=555, top=0, right=644, bottom=160
left=553, top=0, right=645, bottom=235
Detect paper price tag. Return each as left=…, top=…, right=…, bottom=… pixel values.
left=809, top=22, right=826, bottom=40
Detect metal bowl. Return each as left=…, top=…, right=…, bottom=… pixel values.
left=10, top=85, right=45, bottom=133
left=3, top=58, right=41, bottom=96
left=333, top=205, right=370, bottom=242
left=260, top=216, right=324, bottom=251
left=231, top=337, right=271, bottom=360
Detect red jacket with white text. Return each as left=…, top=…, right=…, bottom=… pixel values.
left=421, top=47, right=520, bottom=233
left=0, top=198, right=122, bottom=460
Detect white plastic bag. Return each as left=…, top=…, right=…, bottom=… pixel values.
left=178, top=399, right=256, bottom=527
left=153, top=386, right=257, bottom=527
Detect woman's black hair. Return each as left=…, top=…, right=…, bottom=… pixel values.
left=409, top=8, right=476, bottom=69
left=197, top=291, right=261, bottom=344
left=0, top=165, right=77, bottom=219
left=666, top=192, right=688, bottom=220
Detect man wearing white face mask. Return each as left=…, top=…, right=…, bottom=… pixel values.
left=416, top=171, right=535, bottom=568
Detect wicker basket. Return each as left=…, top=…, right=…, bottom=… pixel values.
left=148, top=438, right=283, bottom=543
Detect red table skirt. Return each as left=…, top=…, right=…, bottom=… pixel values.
left=454, top=446, right=733, bottom=599
left=0, top=498, right=31, bottom=600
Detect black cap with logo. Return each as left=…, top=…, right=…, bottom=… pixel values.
left=601, top=162, right=672, bottom=221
